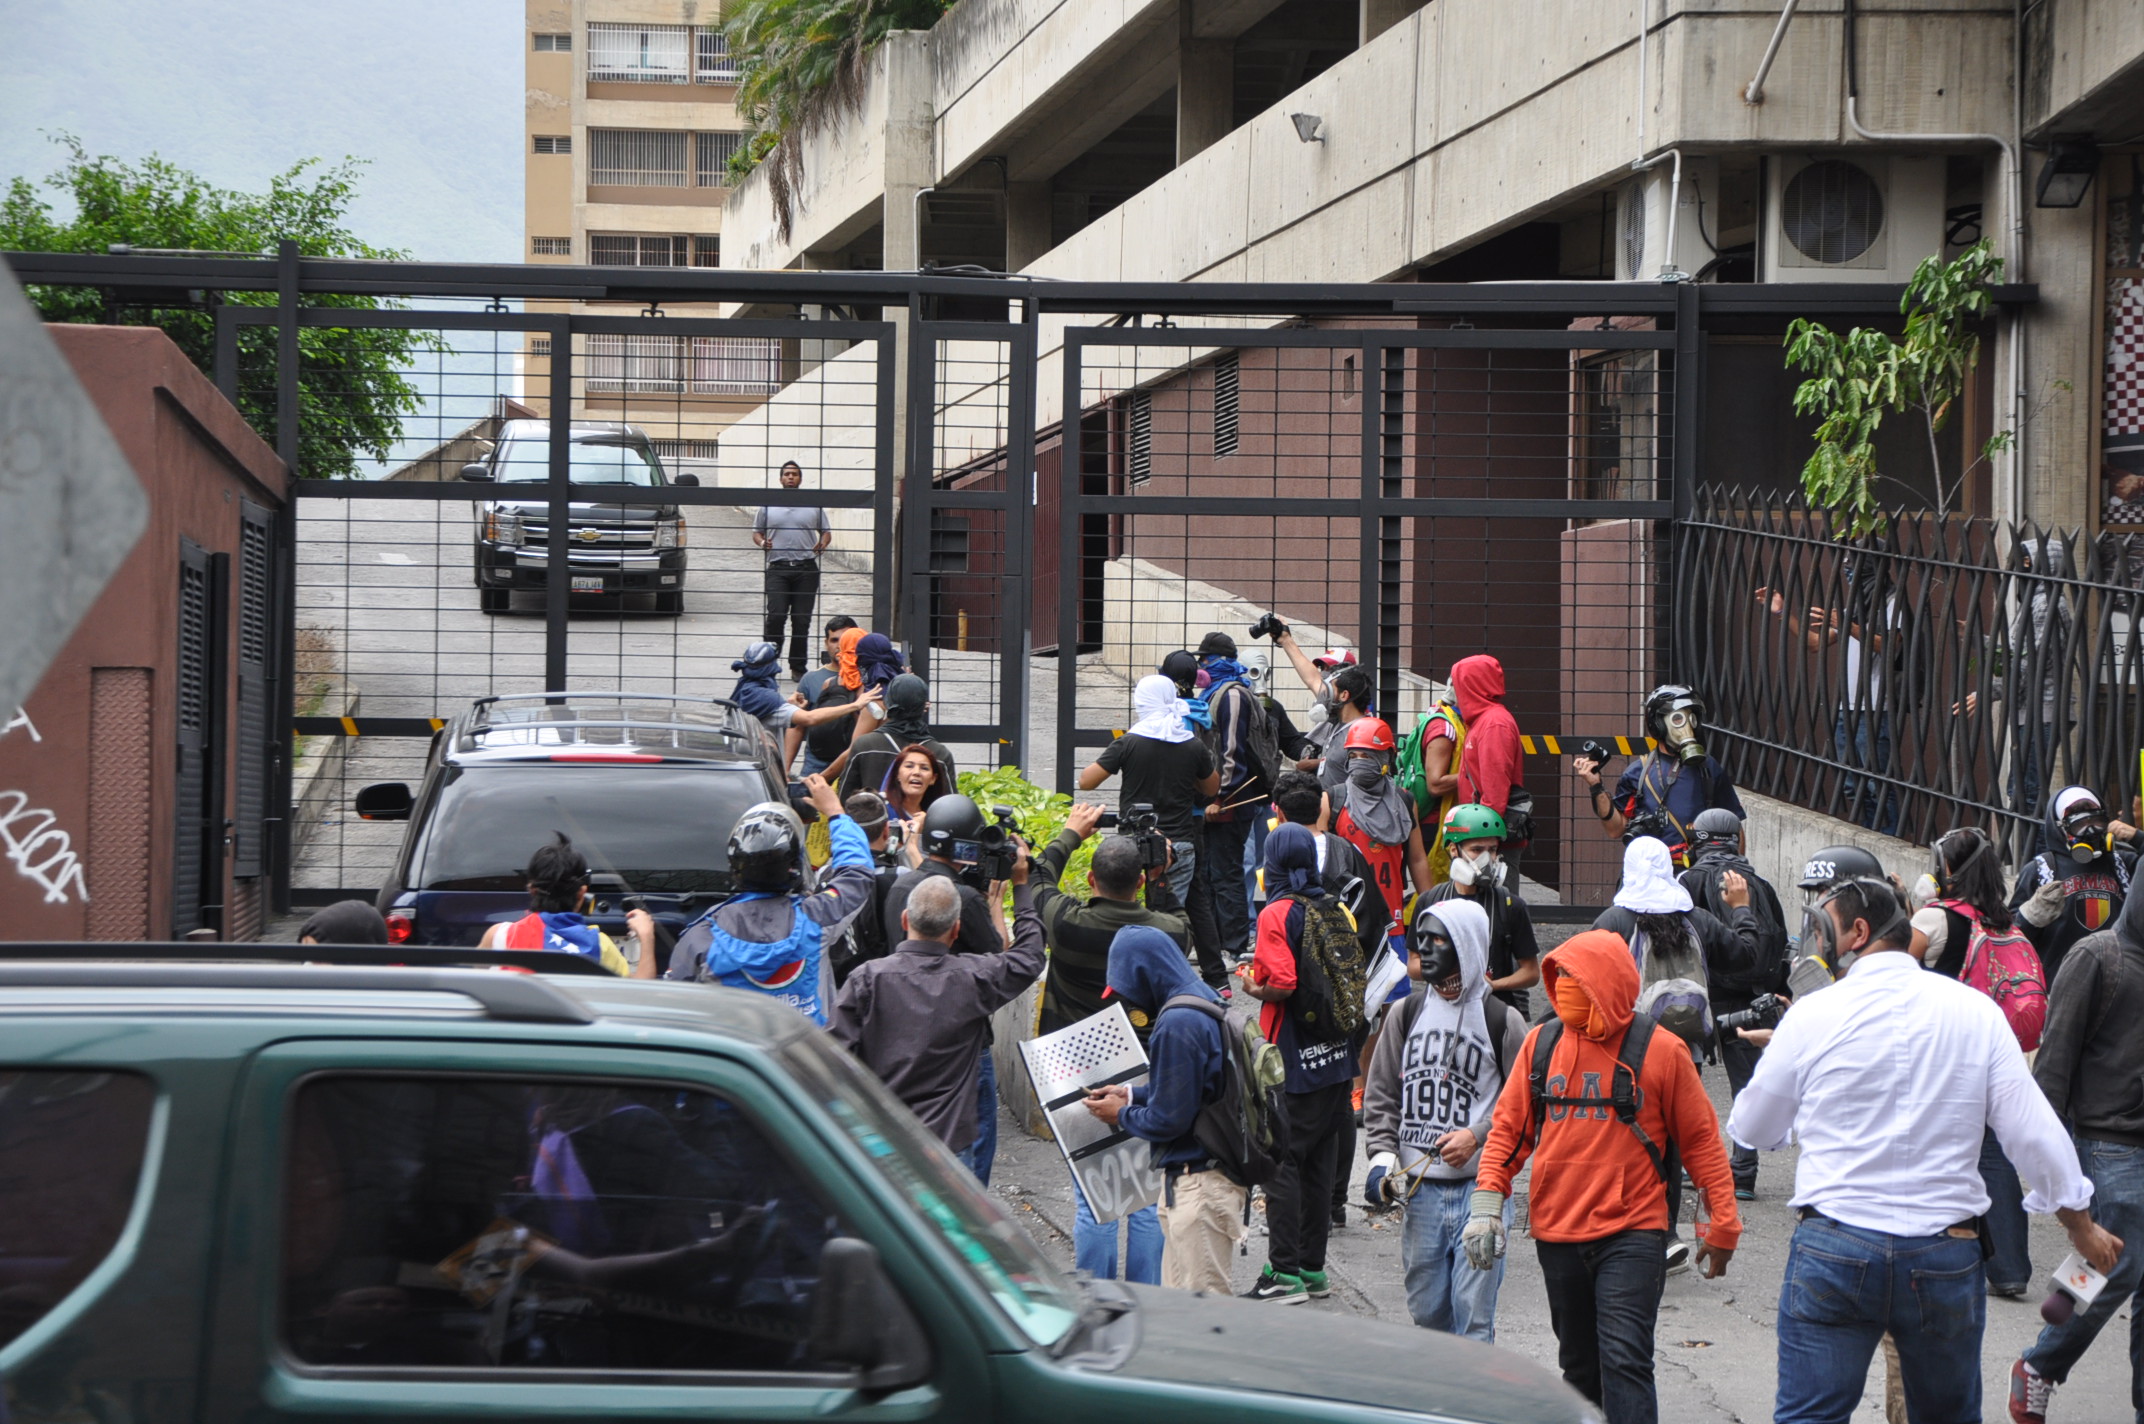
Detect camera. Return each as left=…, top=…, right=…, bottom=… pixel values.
left=1717, top=993, right=1784, bottom=1037
left=972, top=804, right=1022, bottom=883
left=1248, top=612, right=1289, bottom=641
left=1575, top=738, right=1614, bottom=765
left=1116, top=802, right=1171, bottom=872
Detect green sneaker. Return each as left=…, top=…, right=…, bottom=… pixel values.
left=1299, top=1269, right=1332, bottom=1299
left=1241, top=1267, right=1306, bottom=1304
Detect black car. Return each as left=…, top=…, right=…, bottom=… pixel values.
left=354, top=693, right=790, bottom=954
left=462, top=420, right=694, bottom=615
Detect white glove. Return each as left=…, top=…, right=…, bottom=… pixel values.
left=2020, top=879, right=2067, bottom=929
left=1363, top=1150, right=1399, bottom=1206
left=1461, top=1189, right=1507, bottom=1271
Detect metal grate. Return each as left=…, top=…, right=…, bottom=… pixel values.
left=1127, top=389, right=1152, bottom=483
left=589, top=129, right=689, bottom=186
left=652, top=437, right=721, bottom=462
left=582, top=333, right=781, bottom=394
left=533, top=135, right=571, bottom=155
left=532, top=31, right=570, bottom=51
left=1212, top=352, right=1238, bottom=458
left=588, top=233, right=700, bottom=267
left=696, top=28, right=739, bottom=82
left=530, top=336, right=551, bottom=356
left=530, top=236, right=571, bottom=256
left=586, top=22, right=690, bottom=83
left=177, top=562, right=208, bottom=735
left=1780, top=160, right=1886, bottom=265
left=696, top=131, right=743, bottom=187
left=692, top=235, right=720, bottom=268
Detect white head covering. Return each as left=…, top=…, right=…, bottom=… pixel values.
left=1614, top=836, right=1694, bottom=914
left=1400, top=897, right=1494, bottom=1179
left=1127, top=674, right=1195, bottom=743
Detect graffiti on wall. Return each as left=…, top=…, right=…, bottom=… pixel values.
left=1, top=708, right=88, bottom=905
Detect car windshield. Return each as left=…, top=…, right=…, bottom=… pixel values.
left=417, top=765, right=761, bottom=894
left=493, top=436, right=663, bottom=485
left=779, top=1034, right=1082, bottom=1350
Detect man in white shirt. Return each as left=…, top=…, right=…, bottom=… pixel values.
left=1727, top=876, right=2120, bottom=1424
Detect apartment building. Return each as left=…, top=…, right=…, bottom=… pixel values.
left=523, top=0, right=779, bottom=461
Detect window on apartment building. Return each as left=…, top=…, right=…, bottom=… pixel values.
left=696, top=131, right=744, bottom=187
left=654, top=437, right=722, bottom=463
left=693, top=235, right=720, bottom=268
left=530, top=336, right=552, bottom=356
left=589, top=129, right=689, bottom=186
left=1212, top=352, right=1239, bottom=457
left=530, top=236, right=572, bottom=256
left=532, top=31, right=570, bottom=51
left=586, top=22, right=690, bottom=82
left=533, top=135, right=571, bottom=155
left=588, top=233, right=716, bottom=267
left=696, top=28, right=739, bottom=82
left=1128, top=391, right=1152, bottom=484
left=585, top=334, right=781, bottom=395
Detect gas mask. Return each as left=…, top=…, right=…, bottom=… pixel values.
left=1804, top=877, right=1909, bottom=981
left=1450, top=846, right=1504, bottom=889
left=1420, top=930, right=1462, bottom=998
left=2061, top=807, right=2111, bottom=864
left=1661, top=706, right=1705, bottom=764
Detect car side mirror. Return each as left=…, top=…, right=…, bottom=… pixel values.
left=809, top=1237, right=931, bottom=1392
left=673, top=472, right=699, bottom=486
left=354, top=783, right=415, bottom=821
left=458, top=462, right=493, bottom=482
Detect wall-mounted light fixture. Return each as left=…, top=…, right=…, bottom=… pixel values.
left=1290, top=113, right=1324, bottom=144
left=2035, top=139, right=2100, bottom=209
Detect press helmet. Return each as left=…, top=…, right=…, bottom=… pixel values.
left=1796, top=843, right=1887, bottom=892
left=728, top=802, right=807, bottom=892
left=919, top=793, right=987, bottom=861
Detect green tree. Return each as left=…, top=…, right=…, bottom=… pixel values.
left=722, top=0, right=957, bottom=237
left=1782, top=240, right=2009, bottom=532
left=1, top=136, right=443, bottom=479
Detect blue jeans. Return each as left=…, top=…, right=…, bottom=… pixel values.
left=799, top=747, right=832, bottom=777
left=1165, top=839, right=1198, bottom=904
left=1980, top=1128, right=2032, bottom=1292
left=1775, top=1215, right=1985, bottom=1424
left=960, top=1051, right=998, bottom=1186
left=1244, top=813, right=1269, bottom=908
left=1401, top=1177, right=1510, bottom=1341
left=1073, top=1179, right=1162, bottom=1284
left=1833, top=710, right=1899, bottom=836
left=2025, top=1136, right=2144, bottom=1420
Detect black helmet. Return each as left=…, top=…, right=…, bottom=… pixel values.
left=1797, top=843, right=1886, bottom=891
left=728, top=802, right=805, bottom=891
left=1643, top=684, right=1704, bottom=741
left=920, top=794, right=986, bottom=860
left=1688, top=807, right=1743, bottom=858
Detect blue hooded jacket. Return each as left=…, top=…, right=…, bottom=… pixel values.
left=1107, top=925, right=1228, bottom=1169
left=729, top=641, right=786, bottom=722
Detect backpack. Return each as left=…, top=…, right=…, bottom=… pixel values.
left=1687, top=858, right=1793, bottom=997
left=1160, top=994, right=1290, bottom=1188
left=1397, top=704, right=1461, bottom=818
left=1939, top=899, right=2050, bottom=1052
left=1279, top=892, right=1368, bottom=1043
left=1505, top=1016, right=1668, bottom=1185
left=1213, top=679, right=1282, bottom=796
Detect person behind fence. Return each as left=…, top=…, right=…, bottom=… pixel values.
left=1363, top=897, right=1526, bottom=1341
left=831, top=867, right=1045, bottom=1162
left=753, top=461, right=831, bottom=681
left=1258, top=615, right=1364, bottom=774
left=1418, top=803, right=1542, bottom=1017
left=1594, top=834, right=1762, bottom=1273
left=835, top=672, right=953, bottom=804
left=1676, top=807, right=1791, bottom=1203
left=1080, top=674, right=1224, bottom=988
left=1235, top=822, right=1370, bottom=1304
left=2010, top=785, right=2138, bottom=990
left=663, top=775, right=872, bottom=1023
left=1033, top=800, right=1190, bottom=1285
left=727, top=640, right=879, bottom=746
left=1081, top=924, right=1244, bottom=1296
left=478, top=833, right=651, bottom=978
left=1473, top=929, right=1741, bottom=1424
left=1724, top=875, right=2115, bottom=1424
left=2011, top=857, right=2144, bottom=1424
left=1575, top=685, right=1744, bottom=865
left=789, top=614, right=859, bottom=774
left=1196, top=632, right=1281, bottom=969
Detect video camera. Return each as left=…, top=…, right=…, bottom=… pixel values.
left=1717, top=993, right=1784, bottom=1037
left=971, top=804, right=1022, bottom=883
left=1248, top=612, right=1288, bottom=641
left=1114, top=802, right=1171, bottom=872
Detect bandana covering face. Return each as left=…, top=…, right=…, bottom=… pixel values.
left=1127, top=674, right=1195, bottom=743
left=729, top=641, right=786, bottom=720
left=1342, top=754, right=1414, bottom=848
left=1201, top=654, right=1251, bottom=688
left=835, top=628, right=866, bottom=691
left=1553, top=973, right=1609, bottom=1039
left=879, top=673, right=932, bottom=746
left=854, top=633, right=906, bottom=690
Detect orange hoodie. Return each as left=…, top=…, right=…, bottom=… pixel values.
left=1476, top=930, right=1743, bottom=1249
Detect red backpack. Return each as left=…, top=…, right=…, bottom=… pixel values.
left=1938, top=900, right=2049, bottom=1052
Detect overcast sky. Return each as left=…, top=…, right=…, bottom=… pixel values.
left=1, top=0, right=522, bottom=263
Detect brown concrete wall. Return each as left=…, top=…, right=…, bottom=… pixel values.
left=0, top=326, right=286, bottom=939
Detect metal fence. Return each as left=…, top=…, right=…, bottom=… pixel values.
left=1679, top=486, right=2144, bottom=855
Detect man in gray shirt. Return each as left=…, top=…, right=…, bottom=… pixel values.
left=753, top=460, right=831, bottom=679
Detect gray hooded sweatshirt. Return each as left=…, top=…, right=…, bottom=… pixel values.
left=2035, top=883, right=2144, bottom=1147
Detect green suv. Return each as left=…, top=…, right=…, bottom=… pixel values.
left=0, top=952, right=1593, bottom=1424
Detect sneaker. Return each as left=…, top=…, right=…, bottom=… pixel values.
left=1665, top=1238, right=1692, bottom=1276
left=2010, top=1358, right=2053, bottom=1424
left=1299, top=1269, right=1332, bottom=1299
left=1330, top=1202, right=1349, bottom=1230
left=1734, top=1181, right=1757, bottom=1202
left=1242, top=1268, right=1306, bottom=1304
left=1991, top=1282, right=2029, bottom=1299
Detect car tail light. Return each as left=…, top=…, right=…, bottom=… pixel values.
left=385, top=910, right=414, bottom=945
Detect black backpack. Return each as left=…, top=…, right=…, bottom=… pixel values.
left=1278, top=892, right=1368, bottom=1043
left=1685, top=857, right=1791, bottom=996
left=1213, top=679, right=1282, bottom=795
left=1160, top=995, right=1290, bottom=1188
left=1504, top=1016, right=1668, bottom=1186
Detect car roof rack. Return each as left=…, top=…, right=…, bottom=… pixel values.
left=456, top=693, right=760, bottom=760
left=0, top=952, right=602, bottom=1024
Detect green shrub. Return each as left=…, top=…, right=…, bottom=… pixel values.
left=956, top=765, right=1096, bottom=900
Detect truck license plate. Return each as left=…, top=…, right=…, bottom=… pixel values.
left=571, top=576, right=604, bottom=593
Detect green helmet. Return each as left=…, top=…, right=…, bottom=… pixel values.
left=1442, top=803, right=1508, bottom=845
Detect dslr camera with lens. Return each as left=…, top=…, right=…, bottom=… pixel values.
left=1717, top=993, right=1784, bottom=1037
left=1116, top=802, right=1171, bottom=872
left=1248, top=612, right=1288, bottom=641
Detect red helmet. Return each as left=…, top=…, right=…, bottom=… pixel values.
left=1343, top=717, right=1396, bottom=753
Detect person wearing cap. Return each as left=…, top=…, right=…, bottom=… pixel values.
left=1726, top=875, right=2114, bottom=1424
left=1474, top=929, right=1740, bottom=1424
left=727, top=640, right=881, bottom=743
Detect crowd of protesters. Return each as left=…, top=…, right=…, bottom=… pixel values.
left=294, top=607, right=2144, bottom=1424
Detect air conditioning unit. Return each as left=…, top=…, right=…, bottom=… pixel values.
left=1761, top=154, right=1946, bottom=283
left=1616, top=158, right=1717, bottom=281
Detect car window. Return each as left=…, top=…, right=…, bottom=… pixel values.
left=780, top=1035, right=1081, bottom=1349
left=417, top=766, right=762, bottom=894
left=0, top=1071, right=156, bottom=1347
left=284, top=1076, right=852, bottom=1375
left=493, top=437, right=663, bottom=486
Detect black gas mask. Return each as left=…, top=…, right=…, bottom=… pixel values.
left=1800, top=876, right=1910, bottom=981
left=2061, top=804, right=2112, bottom=864
left=1420, top=928, right=1462, bottom=998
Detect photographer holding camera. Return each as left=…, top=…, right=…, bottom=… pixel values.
left=1574, top=686, right=1744, bottom=865
left=1249, top=612, right=1374, bottom=786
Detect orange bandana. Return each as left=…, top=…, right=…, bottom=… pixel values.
left=1553, top=973, right=1610, bottom=1040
